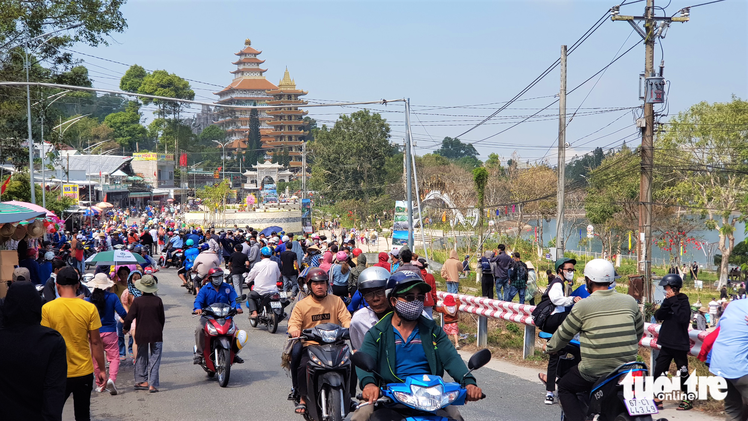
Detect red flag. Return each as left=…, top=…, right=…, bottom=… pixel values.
left=0, top=175, right=11, bottom=194
left=217, top=166, right=222, bottom=172
left=180, top=153, right=188, bottom=167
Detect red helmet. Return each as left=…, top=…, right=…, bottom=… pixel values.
left=352, top=248, right=363, bottom=257
left=207, top=268, right=224, bottom=279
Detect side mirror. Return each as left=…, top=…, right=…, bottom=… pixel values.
left=468, top=349, right=492, bottom=371
left=351, top=351, right=377, bottom=372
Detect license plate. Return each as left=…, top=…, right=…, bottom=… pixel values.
left=270, top=301, right=282, bottom=309
left=279, top=291, right=288, bottom=299
left=624, top=398, right=658, bottom=416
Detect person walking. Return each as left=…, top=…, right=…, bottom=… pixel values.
left=86, top=273, right=128, bottom=395
left=228, top=243, right=250, bottom=301
left=440, top=250, right=463, bottom=294
left=0, top=281, right=67, bottom=420
left=280, top=241, right=300, bottom=297
left=462, top=255, right=470, bottom=279
left=417, top=258, right=438, bottom=317
left=123, top=275, right=165, bottom=393
left=709, top=297, right=720, bottom=326
left=41, top=267, right=107, bottom=421
left=507, top=252, right=529, bottom=304
left=436, top=294, right=462, bottom=349
left=653, top=274, right=693, bottom=410
left=710, top=297, right=748, bottom=420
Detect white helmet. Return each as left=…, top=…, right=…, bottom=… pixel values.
left=44, top=251, right=55, bottom=261
left=584, top=259, right=616, bottom=284
left=235, top=330, right=248, bottom=350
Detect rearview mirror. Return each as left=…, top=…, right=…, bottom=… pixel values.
left=351, top=351, right=377, bottom=372
left=468, top=349, right=492, bottom=371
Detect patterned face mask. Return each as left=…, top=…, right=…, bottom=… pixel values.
left=394, top=298, right=423, bottom=321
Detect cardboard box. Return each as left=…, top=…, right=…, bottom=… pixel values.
left=0, top=250, right=19, bottom=298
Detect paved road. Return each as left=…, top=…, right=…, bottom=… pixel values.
left=64, top=269, right=563, bottom=420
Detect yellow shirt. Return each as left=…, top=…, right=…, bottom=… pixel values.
left=111, top=282, right=127, bottom=301
left=42, top=297, right=102, bottom=378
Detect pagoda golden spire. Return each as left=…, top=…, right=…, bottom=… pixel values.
left=278, top=67, right=296, bottom=90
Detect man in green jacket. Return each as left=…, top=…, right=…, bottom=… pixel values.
left=351, top=271, right=483, bottom=421
left=548, top=259, right=644, bottom=421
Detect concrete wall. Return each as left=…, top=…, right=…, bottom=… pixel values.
left=184, top=209, right=302, bottom=233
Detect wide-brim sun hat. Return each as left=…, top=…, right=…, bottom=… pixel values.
left=525, top=261, right=535, bottom=270
left=28, top=220, right=45, bottom=238
left=135, top=274, right=158, bottom=293
left=87, top=273, right=115, bottom=290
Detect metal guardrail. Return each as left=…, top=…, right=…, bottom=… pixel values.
left=435, top=291, right=707, bottom=363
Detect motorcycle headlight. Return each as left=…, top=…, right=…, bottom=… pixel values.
left=393, top=384, right=456, bottom=412
left=227, top=323, right=237, bottom=335
left=310, top=353, right=323, bottom=366
left=206, top=323, right=218, bottom=335
left=318, top=329, right=338, bottom=343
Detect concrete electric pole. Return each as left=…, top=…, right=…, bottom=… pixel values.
left=555, top=45, right=567, bottom=259
left=611, top=0, right=689, bottom=302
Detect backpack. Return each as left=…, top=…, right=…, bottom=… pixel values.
left=531, top=277, right=563, bottom=332
left=515, top=262, right=528, bottom=283
left=480, top=258, right=491, bottom=273
left=76, top=241, right=84, bottom=250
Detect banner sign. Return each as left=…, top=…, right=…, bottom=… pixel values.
left=301, top=199, right=313, bottom=234
left=133, top=153, right=174, bottom=161
left=393, top=200, right=409, bottom=245
left=62, top=184, right=79, bottom=203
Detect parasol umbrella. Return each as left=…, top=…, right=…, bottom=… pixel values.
left=96, top=202, right=114, bottom=209
left=3, top=200, right=56, bottom=218
left=83, top=207, right=101, bottom=217
left=85, top=250, right=147, bottom=266
left=260, top=226, right=283, bottom=237
left=0, top=203, right=46, bottom=224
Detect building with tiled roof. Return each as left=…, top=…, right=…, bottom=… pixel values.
left=214, top=39, right=308, bottom=173
left=213, top=39, right=277, bottom=154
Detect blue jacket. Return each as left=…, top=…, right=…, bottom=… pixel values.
left=38, top=261, right=53, bottom=286
left=87, top=291, right=128, bottom=333
left=347, top=290, right=369, bottom=313
left=184, top=247, right=200, bottom=270
left=194, top=282, right=238, bottom=312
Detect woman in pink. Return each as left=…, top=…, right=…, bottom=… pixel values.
left=86, top=273, right=128, bottom=394
left=319, top=250, right=333, bottom=273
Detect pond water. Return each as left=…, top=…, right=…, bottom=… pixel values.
left=526, top=217, right=746, bottom=268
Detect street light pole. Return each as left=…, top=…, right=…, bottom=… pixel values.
left=212, top=140, right=228, bottom=182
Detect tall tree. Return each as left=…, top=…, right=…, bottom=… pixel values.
left=103, top=101, right=147, bottom=151
left=137, top=70, right=194, bottom=119
left=120, top=64, right=147, bottom=93
left=473, top=167, right=489, bottom=251
left=309, top=110, right=392, bottom=216
left=434, top=137, right=479, bottom=160
left=661, top=98, right=748, bottom=287
left=243, top=108, right=262, bottom=168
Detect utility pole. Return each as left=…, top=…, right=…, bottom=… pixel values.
left=611, top=1, right=689, bottom=302
left=301, top=142, right=307, bottom=199
left=555, top=45, right=567, bottom=260
left=404, top=98, right=414, bottom=250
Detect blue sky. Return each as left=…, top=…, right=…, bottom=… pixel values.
left=73, top=0, right=748, bottom=163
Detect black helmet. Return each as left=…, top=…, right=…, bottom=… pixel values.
left=306, top=267, right=329, bottom=284
left=659, top=274, right=683, bottom=289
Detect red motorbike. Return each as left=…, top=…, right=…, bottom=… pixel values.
left=193, top=303, right=243, bottom=387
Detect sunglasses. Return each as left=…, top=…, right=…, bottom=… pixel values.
left=563, top=268, right=576, bottom=273
left=398, top=293, right=426, bottom=302
left=362, top=289, right=386, bottom=301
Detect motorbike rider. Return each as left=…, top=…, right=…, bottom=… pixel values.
left=192, top=268, right=243, bottom=365
left=166, top=229, right=185, bottom=264
left=179, top=239, right=199, bottom=288
left=192, top=244, right=220, bottom=293
left=288, top=267, right=351, bottom=415
left=352, top=270, right=483, bottom=421
left=135, top=245, right=157, bottom=271
left=349, top=267, right=393, bottom=351
left=245, top=246, right=281, bottom=320
left=547, top=259, right=644, bottom=421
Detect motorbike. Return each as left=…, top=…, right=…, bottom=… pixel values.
left=351, top=349, right=490, bottom=421
left=159, top=248, right=183, bottom=268
left=538, top=331, right=663, bottom=421
left=294, top=324, right=352, bottom=421
left=192, top=303, right=240, bottom=388
left=187, top=270, right=200, bottom=295
left=247, top=278, right=290, bottom=334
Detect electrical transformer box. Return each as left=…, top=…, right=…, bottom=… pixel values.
left=644, top=77, right=666, bottom=104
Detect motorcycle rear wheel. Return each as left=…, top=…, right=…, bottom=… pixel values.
left=268, top=311, right=279, bottom=334
left=217, top=348, right=231, bottom=387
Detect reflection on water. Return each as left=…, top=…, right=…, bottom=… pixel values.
left=526, top=218, right=746, bottom=267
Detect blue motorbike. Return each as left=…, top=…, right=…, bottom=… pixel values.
left=351, top=349, right=490, bottom=420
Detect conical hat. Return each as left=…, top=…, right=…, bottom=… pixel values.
left=11, top=225, right=27, bottom=241
left=27, top=220, right=45, bottom=238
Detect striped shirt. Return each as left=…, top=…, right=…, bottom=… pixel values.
left=548, top=289, right=644, bottom=382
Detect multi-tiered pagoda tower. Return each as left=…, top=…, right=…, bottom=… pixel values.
left=265, top=69, right=308, bottom=171
left=214, top=39, right=276, bottom=154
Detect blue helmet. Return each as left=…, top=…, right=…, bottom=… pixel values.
left=185, top=239, right=194, bottom=246
left=386, top=270, right=430, bottom=299
left=261, top=246, right=272, bottom=257
left=199, top=243, right=209, bottom=251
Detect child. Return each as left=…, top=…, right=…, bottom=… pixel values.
left=436, top=294, right=461, bottom=349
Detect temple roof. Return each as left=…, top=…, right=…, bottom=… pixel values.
left=232, top=57, right=266, bottom=65
left=215, top=78, right=278, bottom=94
left=230, top=67, right=267, bottom=74
left=278, top=68, right=296, bottom=90
left=236, top=39, right=261, bottom=55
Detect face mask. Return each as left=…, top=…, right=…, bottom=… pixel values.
left=394, top=299, right=423, bottom=321
left=564, top=271, right=574, bottom=282
left=211, top=276, right=222, bottom=287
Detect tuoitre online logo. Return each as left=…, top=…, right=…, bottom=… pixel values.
left=621, top=371, right=728, bottom=401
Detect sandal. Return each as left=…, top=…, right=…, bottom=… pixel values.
left=134, top=383, right=149, bottom=390
left=294, top=403, right=307, bottom=414
left=677, top=400, right=693, bottom=410
left=538, top=373, right=548, bottom=387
